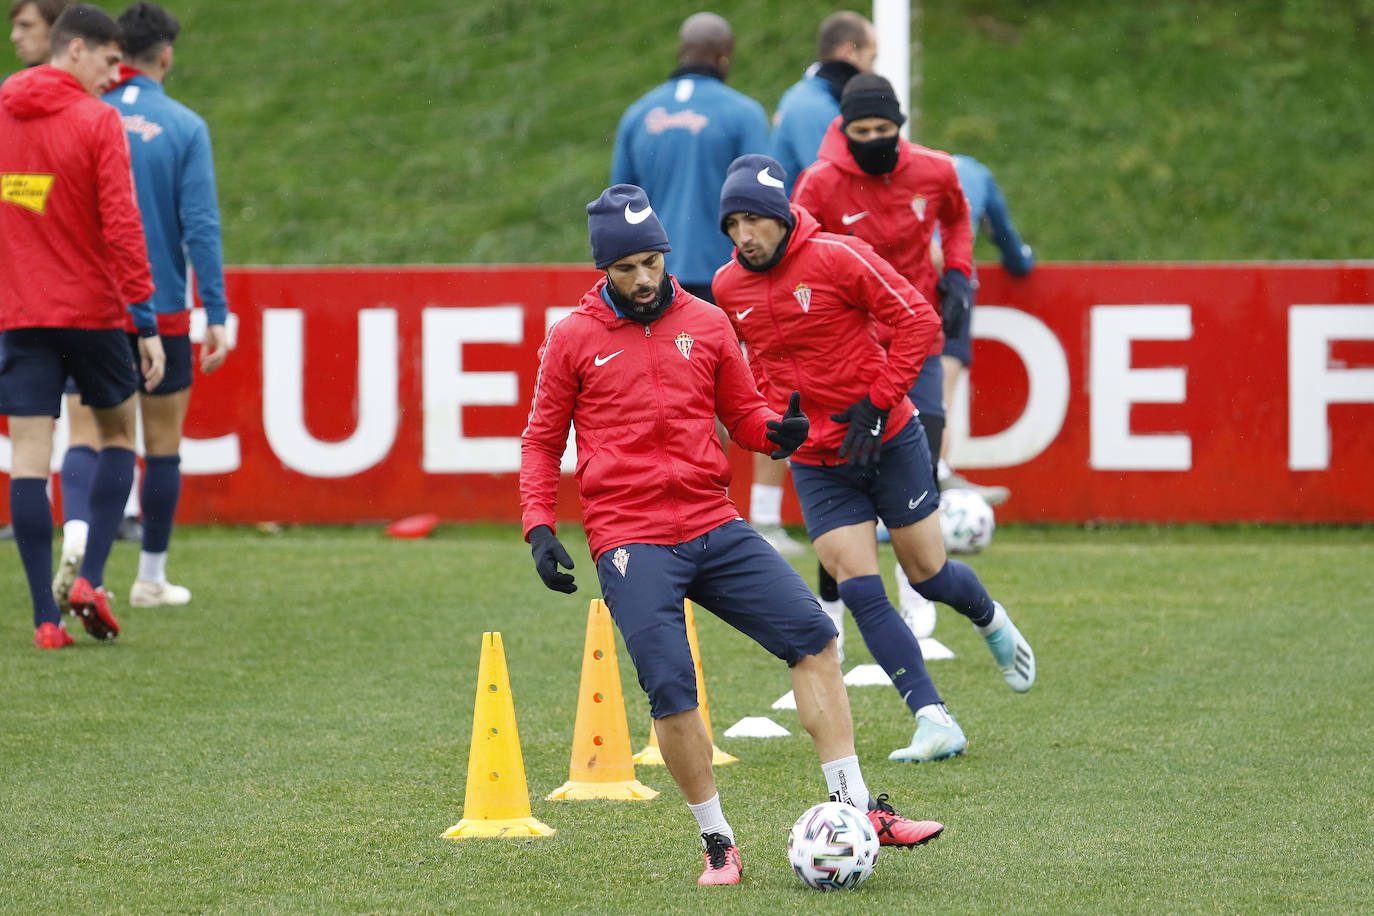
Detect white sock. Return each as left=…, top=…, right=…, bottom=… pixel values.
left=750, top=483, right=784, bottom=527
left=138, top=550, right=168, bottom=585
left=819, top=598, right=844, bottom=632
left=62, top=520, right=89, bottom=555
left=688, top=794, right=732, bottom=844
left=821, top=755, right=871, bottom=810
left=916, top=703, right=955, bottom=727
left=937, top=458, right=953, bottom=482
left=124, top=463, right=142, bottom=517
left=974, top=601, right=1008, bottom=637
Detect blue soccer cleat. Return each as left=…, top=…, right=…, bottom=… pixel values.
left=983, top=603, right=1035, bottom=692
left=889, top=706, right=967, bottom=762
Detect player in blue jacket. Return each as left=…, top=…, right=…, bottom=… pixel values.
left=767, top=11, right=876, bottom=197
left=931, top=155, right=1036, bottom=507
left=100, top=2, right=228, bottom=608
left=610, top=13, right=769, bottom=302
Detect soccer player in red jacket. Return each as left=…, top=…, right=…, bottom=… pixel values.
left=713, top=154, right=1035, bottom=764
left=0, top=4, right=165, bottom=648
left=520, top=184, right=943, bottom=886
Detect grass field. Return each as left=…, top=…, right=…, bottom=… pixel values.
left=2, top=523, right=1371, bottom=913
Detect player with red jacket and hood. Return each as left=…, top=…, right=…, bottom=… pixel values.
left=520, top=184, right=945, bottom=887
left=714, top=154, right=1035, bottom=766
left=0, top=4, right=163, bottom=650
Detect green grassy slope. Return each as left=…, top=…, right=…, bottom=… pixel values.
left=147, top=0, right=1373, bottom=265
left=1, top=525, right=1371, bottom=912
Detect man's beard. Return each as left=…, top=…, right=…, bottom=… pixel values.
left=606, top=273, right=674, bottom=323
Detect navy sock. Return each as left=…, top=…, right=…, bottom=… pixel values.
left=141, top=454, right=181, bottom=553
left=79, top=447, right=136, bottom=588
left=912, top=560, right=995, bottom=627
left=837, top=574, right=941, bottom=714
left=817, top=562, right=839, bottom=602
left=11, top=478, right=60, bottom=626
left=59, top=444, right=98, bottom=524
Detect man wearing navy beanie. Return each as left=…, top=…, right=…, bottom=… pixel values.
left=520, top=184, right=943, bottom=886
left=715, top=151, right=1037, bottom=768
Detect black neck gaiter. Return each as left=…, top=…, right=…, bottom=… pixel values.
left=606, top=274, right=675, bottom=324
left=847, top=135, right=900, bottom=175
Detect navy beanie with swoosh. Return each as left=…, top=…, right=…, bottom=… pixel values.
left=587, top=184, right=671, bottom=269
left=718, top=154, right=795, bottom=234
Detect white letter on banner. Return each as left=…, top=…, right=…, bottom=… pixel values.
left=545, top=306, right=577, bottom=473
left=422, top=306, right=522, bottom=473
left=947, top=306, right=1069, bottom=468
left=1289, top=305, right=1374, bottom=470
left=182, top=307, right=241, bottom=474
left=262, top=308, right=398, bottom=477
left=1090, top=305, right=1192, bottom=470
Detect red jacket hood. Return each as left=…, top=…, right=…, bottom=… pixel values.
left=814, top=116, right=927, bottom=180
left=0, top=65, right=91, bottom=120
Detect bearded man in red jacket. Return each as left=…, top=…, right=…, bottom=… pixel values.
left=0, top=3, right=165, bottom=649
left=713, top=154, right=1036, bottom=765
left=520, top=183, right=944, bottom=886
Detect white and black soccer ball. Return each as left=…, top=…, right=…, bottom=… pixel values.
left=787, top=801, right=880, bottom=891
left=938, top=487, right=995, bottom=553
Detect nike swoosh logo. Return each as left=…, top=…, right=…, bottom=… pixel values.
left=756, top=167, right=784, bottom=189
left=841, top=211, right=869, bottom=226
left=734, top=307, right=754, bottom=320
left=624, top=204, right=653, bottom=225
left=869, top=421, right=882, bottom=436
left=908, top=490, right=929, bottom=510
left=593, top=349, right=625, bottom=366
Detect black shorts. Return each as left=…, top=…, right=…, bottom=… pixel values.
left=0, top=328, right=138, bottom=416
left=127, top=332, right=192, bottom=395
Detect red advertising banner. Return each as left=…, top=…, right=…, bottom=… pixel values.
left=3, top=262, right=1371, bottom=524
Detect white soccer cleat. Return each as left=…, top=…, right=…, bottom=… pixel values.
left=983, top=603, right=1035, bottom=692
left=757, top=524, right=807, bottom=556
left=895, top=560, right=936, bottom=638
left=129, top=579, right=192, bottom=608
left=889, top=706, right=967, bottom=763
left=52, top=546, right=84, bottom=615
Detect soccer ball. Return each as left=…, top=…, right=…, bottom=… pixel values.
left=787, top=801, right=880, bottom=890
left=938, top=487, right=995, bottom=553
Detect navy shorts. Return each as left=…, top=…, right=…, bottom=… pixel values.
left=0, top=328, right=138, bottom=416
left=907, top=353, right=945, bottom=417
left=595, top=518, right=837, bottom=718
left=127, top=332, right=192, bottom=395
left=790, top=419, right=941, bottom=541
left=941, top=301, right=973, bottom=365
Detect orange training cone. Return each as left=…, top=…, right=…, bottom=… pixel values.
left=633, top=599, right=738, bottom=766
left=547, top=599, right=659, bottom=800
left=443, top=632, right=555, bottom=838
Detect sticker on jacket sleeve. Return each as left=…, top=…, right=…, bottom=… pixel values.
left=675, top=332, right=694, bottom=360
left=910, top=195, right=927, bottom=221
left=1, top=173, right=55, bottom=214
left=792, top=283, right=812, bottom=313
left=612, top=547, right=630, bottom=576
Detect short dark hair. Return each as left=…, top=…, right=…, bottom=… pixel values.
left=117, top=2, right=179, bottom=61
left=9, top=0, right=71, bottom=26
left=817, top=11, right=871, bottom=60
left=48, top=3, right=121, bottom=54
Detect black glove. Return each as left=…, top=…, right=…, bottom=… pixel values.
left=936, top=268, right=973, bottom=335
left=829, top=395, right=888, bottom=467
left=765, top=390, right=810, bottom=459
left=529, top=524, right=576, bottom=593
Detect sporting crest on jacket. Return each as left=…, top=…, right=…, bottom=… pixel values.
left=675, top=331, right=694, bottom=359
left=793, top=283, right=812, bottom=313
left=910, top=195, right=927, bottom=221
left=612, top=547, right=630, bottom=577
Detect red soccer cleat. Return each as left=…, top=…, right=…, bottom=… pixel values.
left=867, top=793, right=944, bottom=847
left=67, top=576, right=120, bottom=641
left=34, top=621, right=74, bottom=649
left=698, top=832, right=742, bottom=885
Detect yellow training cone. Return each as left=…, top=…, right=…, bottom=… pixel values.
left=443, top=632, right=555, bottom=838
left=547, top=600, right=659, bottom=800
left=633, top=599, right=738, bottom=766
